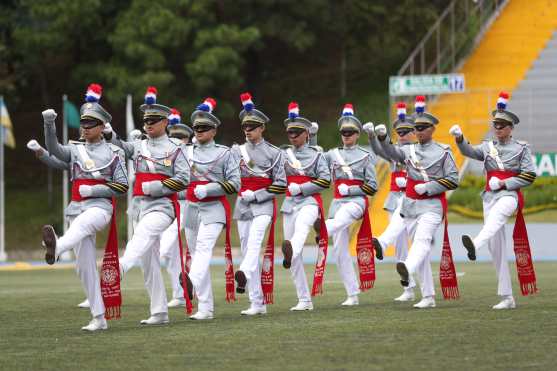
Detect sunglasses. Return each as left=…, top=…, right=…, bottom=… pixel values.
left=80, top=119, right=102, bottom=129
left=396, top=129, right=414, bottom=137
left=143, top=117, right=165, bottom=126
left=414, top=125, right=432, bottom=132
left=493, top=122, right=511, bottom=130
left=242, top=124, right=262, bottom=132
left=340, top=130, right=358, bottom=137
left=287, top=129, right=305, bottom=137
left=193, top=126, right=213, bottom=133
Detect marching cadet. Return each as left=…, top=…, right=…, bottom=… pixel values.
left=27, top=139, right=94, bottom=309
left=107, top=87, right=190, bottom=325
left=159, top=108, right=193, bottom=308
left=41, top=83, right=129, bottom=331
left=324, top=104, right=378, bottom=306
left=362, top=102, right=417, bottom=302
left=376, top=96, right=460, bottom=309
left=280, top=102, right=330, bottom=311
left=450, top=91, right=538, bottom=309
left=180, top=98, right=240, bottom=320
left=232, top=92, right=287, bottom=316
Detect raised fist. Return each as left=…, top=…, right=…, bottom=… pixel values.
left=363, top=122, right=375, bottom=135
left=375, top=124, right=387, bottom=137
left=42, top=109, right=57, bottom=122
left=449, top=124, right=462, bottom=137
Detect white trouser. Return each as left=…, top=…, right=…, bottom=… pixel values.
left=238, top=215, right=272, bottom=308
left=56, top=207, right=111, bottom=318
left=474, top=196, right=518, bottom=296
left=325, top=202, right=363, bottom=297
left=403, top=211, right=442, bottom=298
left=187, top=222, right=223, bottom=313
left=120, top=211, right=173, bottom=315
left=283, top=204, right=319, bottom=303
left=160, top=217, right=184, bottom=300
left=378, top=200, right=416, bottom=289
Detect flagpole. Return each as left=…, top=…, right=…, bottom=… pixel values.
left=59, top=95, right=72, bottom=261
left=126, top=94, right=135, bottom=241
left=0, top=95, right=6, bottom=261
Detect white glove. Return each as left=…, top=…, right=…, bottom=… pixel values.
left=362, top=122, right=375, bottom=135
left=142, top=181, right=153, bottom=195
left=241, top=189, right=256, bottom=203
left=42, top=109, right=57, bottom=122
left=26, top=139, right=42, bottom=152
left=414, top=183, right=427, bottom=195
left=194, top=184, right=207, bottom=200
left=395, top=177, right=407, bottom=188
left=338, top=183, right=350, bottom=196
left=375, top=124, right=387, bottom=137
left=489, top=176, right=502, bottom=191
left=309, top=122, right=319, bottom=135
left=449, top=124, right=462, bottom=137
left=288, top=183, right=302, bottom=196
left=103, top=123, right=112, bottom=134
left=79, top=185, right=93, bottom=198
left=129, top=129, right=142, bottom=140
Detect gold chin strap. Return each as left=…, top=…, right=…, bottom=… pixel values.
left=242, top=115, right=266, bottom=125
left=339, top=122, right=360, bottom=132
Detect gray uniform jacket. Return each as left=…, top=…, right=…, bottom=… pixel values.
left=280, top=143, right=331, bottom=214
left=325, top=145, right=377, bottom=218
left=183, top=140, right=240, bottom=229
left=231, top=139, right=287, bottom=220
left=369, top=136, right=411, bottom=212
left=111, top=133, right=189, bottom=220
left=380, top=138, right=459, bottom=219
left=44, top=122, right=128, bottom=217
left=457, top=137, right=536, bottom=203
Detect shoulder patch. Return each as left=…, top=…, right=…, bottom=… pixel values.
left=279, top=144, right=292, bottom=150
left=108, top=143, right=122, bottom=153
left=215, top=143, right=230, bottom=150
left=265, top=141, right=280, bottom=151
left=357, top=146, right=370, bottom=153
left=435, top=142, right=451, bottom=150
left=516, top=140, right=528, bottom=146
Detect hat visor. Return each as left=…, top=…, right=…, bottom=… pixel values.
left=339, top=123, right=361, bottom=132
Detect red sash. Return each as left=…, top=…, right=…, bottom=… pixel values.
left=286, top=175, right=329, bottom=296
left=187, top=181, right=235, bottom=302
left=390, top=170, right=407, bottom=192
left=241, top=177, right=276, bottom=304
left=486, top=170, right=538, bottom=296
left=72, top=179, right=122, bottom=319
left=134, top=172, right=193, bottom=314
left=406, top=178, right=459, bottom=300
left=334, top=179, right=375, bottom=290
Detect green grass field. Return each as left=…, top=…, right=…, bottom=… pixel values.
left=1, top=263, right=556, bottom=370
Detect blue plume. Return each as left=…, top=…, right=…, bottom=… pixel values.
left=197, top=103, right=210, bottom=112
left=497, top=102, right=507, bottom=110
left=145, top=96, right=156, bottom=105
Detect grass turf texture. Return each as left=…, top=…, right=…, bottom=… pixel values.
left=1, top=263, right=556, bottom=370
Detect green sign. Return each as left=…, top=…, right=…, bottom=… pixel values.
left=389, top=74, right=465, bottom=96
left=534, top=153, right=557, bottom=176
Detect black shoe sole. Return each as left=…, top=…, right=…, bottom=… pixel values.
left=178, top=272, right=193, bottom=300
left=42, top=225, right=56, bottom=265
left=396, top=262, right=409, bottom=287
left=372, top=238, right=383, bottom=261
left=282, top=241, right=293, bottom=269
left=462, top=235, right=477, bottom=261
left=235, top=270, right=247, bottom=294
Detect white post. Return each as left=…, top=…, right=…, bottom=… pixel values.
left=0, top=95, right=6, bottom=261
left=59, top=95, right=72, bottom=261
left=125, top=94, right=135, bottom=241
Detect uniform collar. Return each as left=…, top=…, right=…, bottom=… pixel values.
left=85, top=138, right=105, bottom=147
left=342, top=144, right=358, bottom=150
left=198, top=139, right=216, bottom=149
left=148, top=133, right=169, bottom=144
left=496, top=136, right=513, bottom=145
left=246, top=138, right=265, bottom=148
left=294, top=143, right=309, bottom=152
left=418, top=139, right=433, bottom=148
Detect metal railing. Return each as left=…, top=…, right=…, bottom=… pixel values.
left=397, top=0, right=508, bottom=77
